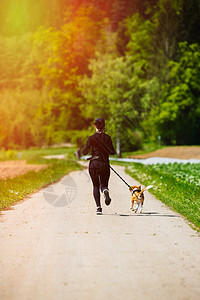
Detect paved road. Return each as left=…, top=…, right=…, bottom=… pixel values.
left=0, top=165, right=200, bottom=300
left=83, top=156, right=200, bottom=164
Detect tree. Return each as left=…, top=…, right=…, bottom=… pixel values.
left=36, top=5, right=108, bottom=90
left=150, top=42, right=200, bottom=145
left=178, top=0, right=200, bottom=45
left=79, top=50, right=153, bottom=153
left=150, top=0, right=180, bottom=80
left=0, top=0, right=71, bottom=36
left=138, top=0, right=200, bottom=145
left=31, top=5, right=109, bottom=144
left=79, top=13, right=160, bottom=153
left=0, top=89, right=45, bottom=148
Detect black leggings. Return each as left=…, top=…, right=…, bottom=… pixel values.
left=89, top=160, right=110, bottom=207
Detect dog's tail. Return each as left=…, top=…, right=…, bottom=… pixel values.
left=138, top=185, right=153, bottom=195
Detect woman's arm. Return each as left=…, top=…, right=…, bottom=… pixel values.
left=108, top=136, right=116, bottom=155
left=82, top=137, right=91, bottom=155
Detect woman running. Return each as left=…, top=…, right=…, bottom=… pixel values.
left=82, top=118, right=116, bottom=215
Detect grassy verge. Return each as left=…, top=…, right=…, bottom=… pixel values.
left=0, top=147, right=83, bottom=210
left=123, top=162, right=200, bottom=230
left=122, top=142, right=163, bottom=157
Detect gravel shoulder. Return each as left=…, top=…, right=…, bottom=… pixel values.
left=0, top=164, right=200, bottom=300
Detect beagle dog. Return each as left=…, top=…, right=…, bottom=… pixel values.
left=129, top=185, right=153, bottom=213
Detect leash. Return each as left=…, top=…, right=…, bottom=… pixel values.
left=109, top=165, right=132, bottom=190
left=87, top=156, right=132, bottom=189
left=85, top=137, right=153, bottom=193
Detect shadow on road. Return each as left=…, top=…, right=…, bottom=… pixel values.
left=103, top=212, right=179, bottom=218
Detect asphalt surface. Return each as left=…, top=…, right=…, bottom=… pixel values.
left=0, top=164, right=200, bottom=300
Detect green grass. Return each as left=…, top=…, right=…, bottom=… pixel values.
left=122, top=142, right=163, bottom=157
left=0, top=147, right=83, bottom=210
left=0, top=146, right=77, bottom=161
left=124, top=162, right=200, bottom=230
left=21, top=146, right=75, bottom=160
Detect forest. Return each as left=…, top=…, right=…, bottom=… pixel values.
left=0, top=0, right=200, bottom=151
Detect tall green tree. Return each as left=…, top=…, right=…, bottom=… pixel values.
left=142, top=0, right=200, bottom=145
left=178, top=0, right=200, bottom=44
left=36, top=5, right=107, bottom=89
left=80, top=49, right=154, bottom=152
left=31, top=5, right=108, bottom=144
left=149, top=42, right=200, bottom=145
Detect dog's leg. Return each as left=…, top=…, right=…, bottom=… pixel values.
left=132, top=203, right=137, bottom=212
left=135, top=202, right=143, bottom=213
left=130, top=199, right=134, bottom=210
left=134, top=203, right=139, bottom=213
left=139, top=197, right=144, bottom=213
left=131, top=203, right=137, bottom=212
left=130, top=195, right=137, bottom=211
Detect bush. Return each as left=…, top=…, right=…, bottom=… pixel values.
left=121, top=130, right=143, bottom=152
left=0, top=148, right=18, bottom=160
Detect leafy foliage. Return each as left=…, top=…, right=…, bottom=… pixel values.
left=150, top=42, right=200, bottom=145
left=80, top=52, right=147, bottom=150
left=0, top=0, right=199, bottom=150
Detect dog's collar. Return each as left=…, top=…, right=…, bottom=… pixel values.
left=132, top=188, right=141, bottom=194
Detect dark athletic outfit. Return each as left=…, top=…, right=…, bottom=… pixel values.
left=82, top=132, right=116, bottom=207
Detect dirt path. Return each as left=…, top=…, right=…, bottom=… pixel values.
left=0, top=160, right=47, bottom=179
left=0, top=165, right=200, bottom=300
left=130, top=146, right=200, bottom=159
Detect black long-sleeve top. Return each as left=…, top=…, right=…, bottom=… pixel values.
left=82, top=132, right=116, bottom=163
